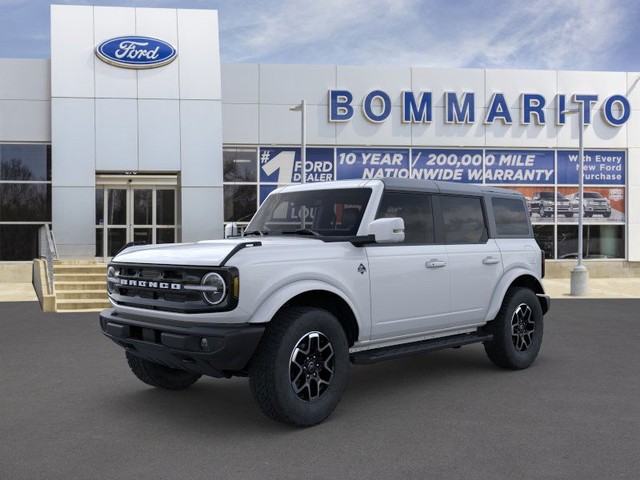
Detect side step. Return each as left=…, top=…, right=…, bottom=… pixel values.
left=350, top=332, right=493, bottom=365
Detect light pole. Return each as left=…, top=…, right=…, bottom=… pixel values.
left=289, top=100, right=307, bottom=184
left=562, top=104, right=589, bottom=295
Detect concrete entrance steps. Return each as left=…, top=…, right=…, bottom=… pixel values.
left=53, top=261, right=110, bottom=312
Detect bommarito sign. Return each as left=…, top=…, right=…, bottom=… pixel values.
left=328, top=90, right=631, bottom=127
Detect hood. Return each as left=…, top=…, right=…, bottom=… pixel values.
left=112, top=236, right=324, bottom=267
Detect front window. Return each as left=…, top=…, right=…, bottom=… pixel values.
left=245, top=188, right=372, bottom=237
left=584, top=192, right=604, bottom=199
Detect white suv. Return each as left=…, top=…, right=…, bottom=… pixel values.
left=100, top=179, right=550, bottom=427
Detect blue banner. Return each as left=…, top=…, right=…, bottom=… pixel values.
left=336, top=148, right=410, bottom=180
left=260, top=147, right=334, bottom=184
left=484, top=150, right=554, bottom=184
left=557, top=150, right=625, bottom=185
left=410, top=149, right=483, bottom=183
left=259, top=184, right=278, bottom=204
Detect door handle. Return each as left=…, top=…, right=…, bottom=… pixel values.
left=482, top=256, right=500, bottom=265
left=426, top=259, right=446, bottom=268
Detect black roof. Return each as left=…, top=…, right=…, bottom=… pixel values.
left=378, top=178, right=522, bottom=197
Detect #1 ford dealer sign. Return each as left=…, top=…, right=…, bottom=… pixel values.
left=95, top=36, right=177, bottom=69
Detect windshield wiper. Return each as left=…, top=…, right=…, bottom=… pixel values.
left=243, top=230, right=269, bottom=237
left=281, top=228, right=321, bottom=237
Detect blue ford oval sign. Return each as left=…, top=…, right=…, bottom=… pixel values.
left=95, top=36, right=177, bottom=69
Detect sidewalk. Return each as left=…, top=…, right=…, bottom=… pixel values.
left=0, top=278, right=638, bottom=304
left=0, top=283, right=37, bottom=302
left=542, top=278, right=640, bottom=299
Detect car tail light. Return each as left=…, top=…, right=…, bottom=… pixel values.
left=541, top=250, right=546, bottom=278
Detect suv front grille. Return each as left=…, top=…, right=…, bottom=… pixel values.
left=109, top=263, right=238, bottom=313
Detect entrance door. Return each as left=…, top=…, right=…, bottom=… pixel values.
left=95, top=176, right=177, bottom=259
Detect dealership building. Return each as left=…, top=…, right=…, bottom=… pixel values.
left=1, top=4, right=639, bottom=281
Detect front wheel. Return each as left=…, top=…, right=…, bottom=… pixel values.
left=125, top=351, right=201, bottom=390
left=484, top=287, right=543, bottom=370
left=248, top=307, right=350, bottom=427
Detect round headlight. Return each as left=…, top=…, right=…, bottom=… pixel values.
left=107, top=266, right=117, bottom=295
left=201, top=272, right=226, bottom=305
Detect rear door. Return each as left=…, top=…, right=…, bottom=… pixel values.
left=438, top=194, right=503, bottom=327
left=366, top=191, right=450, bottom=342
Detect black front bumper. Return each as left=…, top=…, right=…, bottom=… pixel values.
left=99, top=309, right=265, bottom=378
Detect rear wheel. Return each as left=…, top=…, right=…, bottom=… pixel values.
left=125, top=351, right=201, bottom=390
left=248, top=306, right=350, bottom=427
left=484, top=287, right=543, bottom=370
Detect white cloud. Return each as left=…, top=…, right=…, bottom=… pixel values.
left=218, top=0, right=632, bottom=71
left=0, top=0, right=634, bottom=69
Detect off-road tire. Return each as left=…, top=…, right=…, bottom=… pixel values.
left=484, top=287, right=543, bottom=370
left=248, top=306, right=350, bottom=427
left=125, top=351, right=201, bottom=390
left=603, top=212, right=611, bottom=218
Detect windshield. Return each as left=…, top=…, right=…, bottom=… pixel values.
left=539, top=192, right=567, bottom=200
left=584, top=192, right=604, bottom=199
left=245, top=188, right=372, bottom=237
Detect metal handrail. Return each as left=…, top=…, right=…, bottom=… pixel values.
left=38, top=224, right=58, bottom=294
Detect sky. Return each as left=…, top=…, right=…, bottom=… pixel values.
left=1, top=0, right=639, bottom=72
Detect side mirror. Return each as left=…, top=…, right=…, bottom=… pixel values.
left=367, top=218, right=404, bottom=244
left=224, top=222, right=239, bottom=239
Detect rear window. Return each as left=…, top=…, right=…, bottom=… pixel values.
left=492, top=197, right=530, bottom=236
left=440, top=195, right=487, bottom=244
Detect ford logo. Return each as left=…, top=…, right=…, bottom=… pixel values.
left=95, top=36, right=177, bottom=69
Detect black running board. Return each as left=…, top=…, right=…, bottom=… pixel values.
left=350, top=332, right=493, bottom=365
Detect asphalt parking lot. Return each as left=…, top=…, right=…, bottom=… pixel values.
left=1, top=300, right=639, bottom=480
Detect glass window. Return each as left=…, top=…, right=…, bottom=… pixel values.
left=223, top=147, right=257, bottom=182
left=133, top=189, right=153, bottom=225
left=0, top=184, right=51, bottom=222
left=156, top=190, right=175, bottom=225
left=95, top=188, right=104, bottom=226
left=440, top=195, right=487, bottom=244
left=133, top=228, right=152, bottom=244
left=224, top=185, right=257, bottom=222
left=557, top=225, right=624, bottom=259
left=0, top=224, right=41, bottom=260
left=533, top=225, right=555, bottom=260
left=376, top=192, right=434, bottom=244
left=0, top=144, right=51, bottom=181
left=95, top=228, right=104, bottom=257
left=246, top=188, right=372, bottom=236
left=156, top=228, right=175, bottom=244
left=107, top=189, right=127, bottom=225
left=107, top=228, right=127, bottom=257
left=492, top=197, right=530, bottom=236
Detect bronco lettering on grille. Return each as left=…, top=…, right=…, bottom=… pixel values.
left=120, top=279, right=182, bottom=290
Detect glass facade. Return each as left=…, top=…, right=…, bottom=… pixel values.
left=222, top=146, right=627, bottom=260
left=95, top=185, right=177, bottom=258
left=0, top=145, right=51, bottom=260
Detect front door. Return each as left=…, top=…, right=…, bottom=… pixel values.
left=95, top=176, right=177, bottom=259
